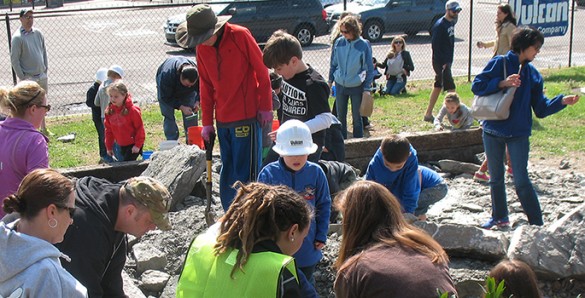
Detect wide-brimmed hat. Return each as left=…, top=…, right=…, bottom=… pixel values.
left=176, top=4, right=231, bottom=48
left=123, top=176, right=172, bottom=231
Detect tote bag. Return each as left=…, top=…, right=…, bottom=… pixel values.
left=359, top=91, right=374, bottom=117
left=471, top=60, right=521, bottom=120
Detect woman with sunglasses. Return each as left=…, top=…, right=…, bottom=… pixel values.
left=0, top=168, right=88, bottom=297
left=377, top=36, right=414, bottom=95
left=0, top=81, right=49, bottom=218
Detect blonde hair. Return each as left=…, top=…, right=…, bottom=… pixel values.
left=0, top=81, right=46, bottom=118
left=385, top=36, right=406, bottom=59
left=105, top=80, right=129, bottom=116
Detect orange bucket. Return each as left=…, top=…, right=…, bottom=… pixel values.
left=272, top=119, right=280, bottom=132
left=188, top=126, right=205, bottom=149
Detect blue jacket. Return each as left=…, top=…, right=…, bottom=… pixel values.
left=431, top=17, right=455, bottom=65
left=329, top=37, right=374, bottom=90
left=419, top=166, right=443, bottom=190
left=155, top=57, right=199, bottom=108
left=365, top=146, right=420, bottom=213
left=471, top=51, right=566, bottom=138
left=258, top=159, right=331, bottom=267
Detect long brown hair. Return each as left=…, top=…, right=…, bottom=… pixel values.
left=334, top=180, right=448, bottom=271
left=496, top=4, right=517, bottom=32
left=488, top=259, right=542, bottom=298
left=214, top=182, right=313, bottom=278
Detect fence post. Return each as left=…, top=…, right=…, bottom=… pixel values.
left=568, top=0, right=575, bottom=67
left=6, top=13, right=17, bottom=86
left=467, top=0, right=474, bottom=82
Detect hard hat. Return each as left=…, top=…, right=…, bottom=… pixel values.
left=272, top=119, right=318, bottom=156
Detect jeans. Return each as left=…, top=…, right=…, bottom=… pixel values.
left=483, top=132, right=543, bottom=225
left=91, top=107, right=107, bottom=159
left=159, top=100, right=198, bottom=142
left=415, top=182, right=448, bottom=216
left=335, top=85, right=363, bottom=139
left=384, top=77, right=406, bottom=95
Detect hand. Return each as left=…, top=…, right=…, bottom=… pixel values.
left=500, top=74, right=521, bottom=88
left=314, top=241, right=325, bottom=250
left=477, top=41, right=485, bottom=48
left=131, top=146, right=140, bottom=154
left=179, top=105, right=194, bottom=115
left=562, top=95, right=580, bottom=105
left=193, top=101, right=200, bottom=113
left=107, top=150, right=113, bottom=156
left=201, top=125, right=215, bottom=142
left=268, top=130, right=277, bottom=142
left=257, top=110, right=273, bottom=126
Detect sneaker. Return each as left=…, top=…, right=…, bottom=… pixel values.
left=364, top=123, right=375, bottom=130
left=473, top=171, right=490, bottom=182
left=423, top=115, right=434, bottom=123
left=481, top=217, right=510, bottom=229
left=506, top=166, right=514, bottom=178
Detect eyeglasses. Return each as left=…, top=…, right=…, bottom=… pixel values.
left=37, top=104, right=51, bottom=112
left=340, top=30, right=350, bottom=34
left=23, top=15, right=34, bottom=19
left=56, top=204, right=76, bottom=217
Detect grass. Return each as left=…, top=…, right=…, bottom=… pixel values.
left=46, top=66, right=585, bottom=169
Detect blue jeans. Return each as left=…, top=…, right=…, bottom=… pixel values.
left=415, top=182, right=448, bottom=216
left=218, top=123, right=262, bottom=211
left=483, top=132, right=543, bottom=225
left=335, top=85, right=363, bottom=139
left=384, top=77, right=406, bottom=95
left=159, top=100, right=198, bottom=142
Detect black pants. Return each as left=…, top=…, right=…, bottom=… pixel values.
left=120, top=144, right=143, bottom=161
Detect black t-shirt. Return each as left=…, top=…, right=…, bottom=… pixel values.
left=278, top=66, right=331, bottom=147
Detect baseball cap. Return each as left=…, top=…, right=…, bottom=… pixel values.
left=108, top=65, right=124, bottom=78
left=272, top=119, right=318, bottom=156
left=446, top=0, right=462, bottom=12
left=123, top=176, right=172, bottom=231
left=20, top=8, right=33, bottom=18
left=95, top=68, right=108, bottom=83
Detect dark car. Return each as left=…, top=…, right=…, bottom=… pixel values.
left=164, top=0, right=329, bottom=47
left=325, top=0, right=446, bottom=42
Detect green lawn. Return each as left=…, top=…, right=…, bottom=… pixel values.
left=47, top=66, right=585, bottom=169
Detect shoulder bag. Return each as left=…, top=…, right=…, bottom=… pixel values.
left=471, top=59, right=522, bottom=120
left=360, top=91, right=374, bottom=117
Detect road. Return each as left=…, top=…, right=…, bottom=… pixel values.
left=0, top=1, right=583, bottom=116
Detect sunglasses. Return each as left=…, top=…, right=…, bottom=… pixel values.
left=37, top=104, right=51, bottom=112
left=450, top=9, right=461, bottom=13
left=56, top=204, right=76, bottom=217
left=22, top=15, right=34, bottom=20
left=394, top=41, right=403, bottom=44
left=340, top=30, right=350, bottom=34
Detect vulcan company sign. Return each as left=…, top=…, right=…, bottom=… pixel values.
left=509, top=0, right=569, bottom=37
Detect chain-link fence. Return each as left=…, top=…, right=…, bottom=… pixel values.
left=1, top=0, right=582, bottom=116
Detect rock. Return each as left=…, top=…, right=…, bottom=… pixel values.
left=560, top=159, right=570, bottom=169
left=133, top=243, right=167, bottom=274
left=140, top=270, right=170, bottom=293
left=508, top=203, right=585, bottom=280
left=57, top=132, right=76, bottom=142
left=438, top=159, right=480, bottom=175
left=454, top=279, right=484, bottom=298
left=141, top=145, right=206, bottom=211
left=160, top=275, right=179, bottom=298
left=415, top=222, right=509, bottom=261
left=122, top=270, right=146, bottom=298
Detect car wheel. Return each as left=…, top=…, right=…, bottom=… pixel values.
left=294, top=24, right=315, bottom=47
left=363, top=20, right=383, bottom=42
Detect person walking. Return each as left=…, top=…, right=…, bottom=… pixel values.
left=477, top=4, right=517, bottom=57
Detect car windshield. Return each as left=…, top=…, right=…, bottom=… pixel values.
left=352, top=0, right=388, bottom=6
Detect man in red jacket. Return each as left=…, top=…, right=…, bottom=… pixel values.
left=176, top=4, right=272, bottom=210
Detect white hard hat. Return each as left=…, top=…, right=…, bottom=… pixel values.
left=95, top=68, right=108, bottom=83
left=108, top=65, right=125, bottom=78
left=272, top=120, right=318, bottom=156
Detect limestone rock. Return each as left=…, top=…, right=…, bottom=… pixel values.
left=141, top=145, right=206, bottom=211
left=437, top=159, right=480, bottom=175
left=122, top=270, right=146, bottom=298
left=133, top=243, right=167, bottom=274
left=140, top=270, right=170, bottom=293
left=508, top=203, right=585, bottom=280
left=160, top=275, right=179, bottom=298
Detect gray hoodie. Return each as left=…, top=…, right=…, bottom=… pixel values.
left=0, top=221, right=87, bottom=298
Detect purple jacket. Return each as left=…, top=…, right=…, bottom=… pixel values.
left=0, top=117, right=48, bottom=217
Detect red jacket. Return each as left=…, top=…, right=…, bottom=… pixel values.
left=196, top=23, right=272, bottom=127
left=104, top=94, right=145, bottom=150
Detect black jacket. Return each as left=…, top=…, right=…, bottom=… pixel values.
left=55, top=177, right=127, bottom=298
left=378, top=50, right=415, bottom=80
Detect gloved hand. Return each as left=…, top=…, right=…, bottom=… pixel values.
left=257, top=110, right=273, bottom=126
left=201, top=125, right=215, bottom=142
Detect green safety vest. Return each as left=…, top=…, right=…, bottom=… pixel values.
left=176, top=231, right=298, bottom=298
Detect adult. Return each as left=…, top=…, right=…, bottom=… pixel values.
left=424, top=0, right=461, bottom=123
left=377, top=36, right=415, bottom=95
left=10, top=8, right=50, bottom=135
left=156, top=56, right=200, bottom=141
left=471, top=26, right=579, bottom=228
left=55, top=176, right=172, bottom=297
left=333, top=180, right=457, bottom=297
left=177, top=182, right=314, bottom=297
left=0, top=81, right=49, bottom=218
left=328, top=15, right=374, bottom=139
left=0, top=169, right=87, bottom=297
left=176, top=4, right=273, bottom=210
left=477, top=4, right=517, bottom=57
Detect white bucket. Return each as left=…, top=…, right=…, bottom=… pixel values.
left=159, top=140, right=179, bottom=151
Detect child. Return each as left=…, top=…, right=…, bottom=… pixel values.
left=488, top=259, right=542, bottom=298
left=417, top=165, right=448, bottom=221
left=104, top=80, right=145, bottom=161
left=86, top=67, right=109, bottom=163
left=262, top=30, right=333, bottom=165
left=433, top=92, right=473, bottom=131
left=95, top=65, right=124, bottom=161
left=257, top=119, right=331, bottom=285
left=261, top=72, right=282, bottom=160
left=365, top=134, right=420, bottom=217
